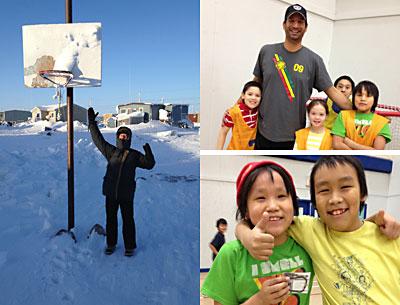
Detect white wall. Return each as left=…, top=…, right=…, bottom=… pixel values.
left=386, top=156, right=400, bottom=217
left=201, top=0, right=335, bottom=149
left=200, top=155, right=399, bottom=270
left=201, top=0, right=400, bottom=149
left=330, top=0, right=400, bottom=106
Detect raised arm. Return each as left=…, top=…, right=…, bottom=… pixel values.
left=87, top=107, right=114, bottom=159
left=235, top=212, right=274, bottom=260
left=138, top=143, right=155, bottom=169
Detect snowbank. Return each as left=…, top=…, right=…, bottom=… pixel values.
left=0, top=122, right=199, bottom=305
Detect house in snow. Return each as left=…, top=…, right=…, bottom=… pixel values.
left=116, top=102, right=189, bottom=126
left=31, top=103, right=87, bottom=124
left=102, top=113, right=117, bottom=128
left=0, top=110, right=31, bottom=124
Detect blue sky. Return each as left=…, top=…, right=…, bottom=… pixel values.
left=0, top=0, right=199, bottom=114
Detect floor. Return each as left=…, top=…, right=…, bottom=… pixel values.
left=200, top=272, right=323, bottom=305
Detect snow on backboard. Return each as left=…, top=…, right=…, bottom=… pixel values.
left=22, top=23, right=102, bottom=88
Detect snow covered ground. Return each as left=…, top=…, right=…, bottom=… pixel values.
left=0, top=121, right=199, bottom=305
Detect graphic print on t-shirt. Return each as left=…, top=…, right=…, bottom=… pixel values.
left=254, top=273, right=301, bottom=305
left=332, top=255, right=374, bottom=304
left=272, top=53, right=295, bottom=103
left=354, top=118, right=372, bottom=138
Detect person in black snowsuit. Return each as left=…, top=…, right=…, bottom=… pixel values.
left=88, top=107, right=155, bottom=256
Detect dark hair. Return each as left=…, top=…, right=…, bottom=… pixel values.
left=216, top=218, right=227, bottom=227
left=309, top=156, right=368, bottom=213
left=334, top=75, right=355, bottom=91
left=306, top=99, right=329, bottom=115
left=242, top=81, right=263, bottom=95
left=352, top=80, right=379, bottom=112
left=236, top=164, right=298, bottom=228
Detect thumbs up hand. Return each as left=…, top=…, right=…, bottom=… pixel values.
left=237, top=211, right=274, bottom=260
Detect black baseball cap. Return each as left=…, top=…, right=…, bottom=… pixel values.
left=284, top=4, right=307, bottom=24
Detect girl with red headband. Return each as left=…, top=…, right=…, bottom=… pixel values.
left=201, top=161, right=313, bottom=305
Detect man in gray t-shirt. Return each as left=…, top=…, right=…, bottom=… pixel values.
left=253, top=4, right=350, bottom=150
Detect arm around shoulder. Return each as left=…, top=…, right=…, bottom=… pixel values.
left=325, top=87, right=351, bottom=110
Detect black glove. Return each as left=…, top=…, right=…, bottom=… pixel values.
left=143, top=143, right=152, bottom=154
left=88, top=107, right=99, bottom=124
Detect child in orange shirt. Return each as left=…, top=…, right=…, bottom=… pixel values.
left=216, top=81, right=262, bottom=150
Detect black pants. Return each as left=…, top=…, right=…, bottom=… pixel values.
left=255, top=130, right=295, bottom=150
left=105, top=197, right=136, bottom=250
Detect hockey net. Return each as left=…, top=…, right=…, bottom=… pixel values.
left=375, top=104, right=400, bottom=150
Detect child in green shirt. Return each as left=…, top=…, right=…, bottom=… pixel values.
left=331, top=80, right=391, bottom=150
left=201, top=161, right=314, bottom=305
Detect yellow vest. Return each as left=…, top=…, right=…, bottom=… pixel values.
left=295, top=127, right=332, bottom=150
left=227, top=105, right=256, bottom=150
left=341, top=110, right=388, bottom=147
left=324, top=98, right=352, bottom=130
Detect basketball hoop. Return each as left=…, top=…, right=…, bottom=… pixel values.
left=39, top=70, right=73, bottom=121
left=39, top=70, right=73, bottom=87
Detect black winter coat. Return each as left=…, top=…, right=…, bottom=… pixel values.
left=89, top=123, right=155, bottom=202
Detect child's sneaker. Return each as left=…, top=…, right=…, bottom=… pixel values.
left=124, top=249, right=134, bottom=257
left=104, top=246, right=116, bottom=255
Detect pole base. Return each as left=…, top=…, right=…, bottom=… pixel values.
left=87, top=223, right=106, bottom=239
left=54, top=228, right=77, bottom=243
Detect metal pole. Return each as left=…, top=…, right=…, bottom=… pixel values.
left=66, top=0, right=74, bottom=231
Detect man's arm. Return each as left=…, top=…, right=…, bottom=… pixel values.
left=253, top=75, right=261, bottom=83
left=324, top=86, right=352, bottom=110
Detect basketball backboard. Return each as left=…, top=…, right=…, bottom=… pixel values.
left=22, top=22, right=102, bottom=88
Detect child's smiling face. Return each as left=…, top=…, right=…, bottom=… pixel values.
left=246, top=170, right=294, bottom=245
left=308, top=104, right=327, bottom=128
left=241, top=86, right=261, bottom=109
left=354, top=87, right=374, bottom=113
left=314, top=163, right=365, bottom=232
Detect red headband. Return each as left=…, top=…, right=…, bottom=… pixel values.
left=236, top=160, right=295, bottom=206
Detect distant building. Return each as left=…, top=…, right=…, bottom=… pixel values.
left=116, top=102, right=189, bottom=126
left=106, top=116, right=117, bottom=128
left=164, top=104, right=189, bottom=124
left=0, top=110, right=31, bottom=124
left=31, top=103, right=87, bottom=123
left=117, top=102, right=164, bottom=122
left=102, top=113, right=117, bottom=128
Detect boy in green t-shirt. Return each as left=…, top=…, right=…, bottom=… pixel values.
left=201, top=161, right=314, bottom=305
left=331, top=80, right=391, bottom=150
